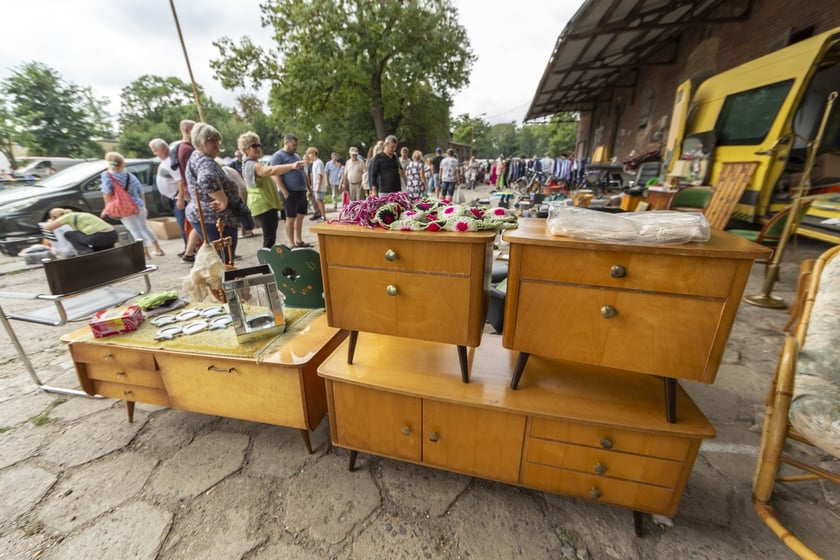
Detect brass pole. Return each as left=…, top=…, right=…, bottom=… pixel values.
left=169, top=0, right=206, bottom=122
left=745, top=90, right=837, bottom=308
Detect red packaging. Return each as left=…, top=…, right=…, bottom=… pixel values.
left=88, top=305, right=144, bottom=338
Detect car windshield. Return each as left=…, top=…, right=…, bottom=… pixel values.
left=32, top=161, right=108, bottom=188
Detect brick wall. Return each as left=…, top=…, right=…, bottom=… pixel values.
left=578, top=0, right=840, bottom=164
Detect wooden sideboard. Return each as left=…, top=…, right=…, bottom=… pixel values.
left=61, top=312, right=345, bottom=453
left=318, top=333, right=715, bottom=528
left=501, top=220, right=771, bottom=420
left=311, top=224, right=496, bottom=381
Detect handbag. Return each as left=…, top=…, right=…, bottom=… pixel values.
left=101, top=172, right=139, bottom=218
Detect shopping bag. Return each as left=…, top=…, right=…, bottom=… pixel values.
left=101, top=173, right=139, bottom=218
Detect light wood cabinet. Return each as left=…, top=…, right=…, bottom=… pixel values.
left=319, top=334, right=715, bottom=518
left=64, top=313, right=345, bottom=453
left=311, top=224, right=496, bottom=381
left=501, top=221, right=771, bottom=418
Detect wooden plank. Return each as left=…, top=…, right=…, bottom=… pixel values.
left=705, top=162, right=758, bottom=229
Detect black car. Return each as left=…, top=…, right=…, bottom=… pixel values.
left=0, top=159, right=171, bottom=254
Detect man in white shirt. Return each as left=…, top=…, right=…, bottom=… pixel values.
left=148, top=138, right=186, bottom=244
left=439, top=149, right=460, bottom=201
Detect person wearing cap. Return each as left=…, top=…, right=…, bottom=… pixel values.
left=431, top=147, right=444, bottom=198
left=343, top=147, right=365, bottom=201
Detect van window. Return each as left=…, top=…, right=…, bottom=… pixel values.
left=715, top=80, right=793, bottom=145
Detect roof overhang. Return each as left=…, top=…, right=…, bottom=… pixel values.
left=526, top=0, right=751, bottom=121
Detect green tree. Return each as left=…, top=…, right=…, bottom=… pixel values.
left=211, top=0, right=474, bottom=149
left=1, top=61, right=110, bottom=158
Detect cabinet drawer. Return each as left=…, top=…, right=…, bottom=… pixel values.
left=330, top=382, right=421, bottom=462
left=92, top=380, right=170, bottom=407
left=325, top=267, right=474, bottom=345
left=155, top=355, right=305, bottom=427
left=520, top=462, right=678, bottom=516
left=70, top=343, right=158, bottom=371
left=83, top=364, right=165, bottom=389
left=525, top=439, right=684, bottom=488
left=509, top=282, right=723, bottom=380
left=529, top=418, right=692, bottom=461
left=519, top=246, right=737, bottom=298
left=322, top=235, right=472, bottom=274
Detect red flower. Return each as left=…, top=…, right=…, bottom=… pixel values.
left=469, top=208, right=485, bottom=218
left=427, top=222, right=442, bottom=232
left=455, top=221, right=469, bottom=231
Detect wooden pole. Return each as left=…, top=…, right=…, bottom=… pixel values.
left=169, top=0, right=205, bottom=122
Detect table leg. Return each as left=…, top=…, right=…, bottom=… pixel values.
left=348, top=450, right=358, bottom=472
left=633, top=510, right=646, bottom=537
left=299, top=429, right=313, bottom=454
left=457, top=345, right=469, bottom=383
left=664, top=378, right=677, bottom=423
left=347, top=330, right=358, bottom=364
left=125, top=400, right=135, bottom=423
left=509, top=352, right=530, bottom=390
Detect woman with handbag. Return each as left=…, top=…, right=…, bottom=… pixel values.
left=100, top=151, right=164, bottom=259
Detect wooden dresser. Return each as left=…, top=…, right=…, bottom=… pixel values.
left=311, top=224, right=496, bottom=381
left=501, top=220, right=771, bottom=419
left=319, top=334, right=715, bottom=526
left=62, top=312, right=345, bottom=453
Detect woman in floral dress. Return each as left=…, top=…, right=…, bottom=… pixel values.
left=404, top=150, right=427, bottom=201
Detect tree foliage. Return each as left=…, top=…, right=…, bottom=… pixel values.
left=0, top=62, right=111, bottom=160
left=211, top=0, right=474, bottom=152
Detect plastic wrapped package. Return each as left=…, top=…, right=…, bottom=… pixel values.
left=545, top=206, right=710, bottom=244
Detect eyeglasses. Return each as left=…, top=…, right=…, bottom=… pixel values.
left=250, top=143, right=262, bottom=149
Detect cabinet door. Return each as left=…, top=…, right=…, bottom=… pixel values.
left=422, top=400, right=525, bottom=483
left=331, top=383, right=421, bottom=462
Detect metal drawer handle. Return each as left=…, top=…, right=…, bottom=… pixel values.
left=610, top=265, right=626, bottom=278
left=600, top=437, right=613, bottom=449
left=593, top=462, right=607, bottom=475
left=103, top=353, right=114, bottom=361
left=122, top=390, right=133, bottom=397
left=428, top=432, right=440, bottom=443
left=400, top=426, right=412, bottom=436
left=115, top=371, right=127, bottom=378
left=386, top=285, right=398, bottom=296
left=208, top=365, right=237, bottom=373
left=589, top=487, right=602, bottom=500
left=384, top=249, right=398, bottom=261
left=600, top=305, right=617, bottom=319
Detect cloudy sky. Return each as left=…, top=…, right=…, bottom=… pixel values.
left=0, top=0, right=577, bottom=127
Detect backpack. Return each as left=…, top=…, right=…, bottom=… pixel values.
left=169, top=141, right=181, bottom=171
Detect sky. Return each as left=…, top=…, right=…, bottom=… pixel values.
left=0, top=0, right=577, bottom=128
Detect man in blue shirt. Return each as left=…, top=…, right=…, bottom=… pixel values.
left=325, top=152, right=343, bottom=211
left=270, top=134, right=312, bottom=247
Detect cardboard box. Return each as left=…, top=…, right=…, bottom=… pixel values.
left=89, top=305, right=144, bottom=338
left=148, top=217, right=181, bottom=240
left=812, top=153, right=840, bottom=184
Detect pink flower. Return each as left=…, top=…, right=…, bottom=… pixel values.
left=491, top=208, right=507, bottom=217
left=469, top=208, right=485, bottom=219
left=427, top=222, right=441, bottom=232
left=455, top=221, right=470, bottom=231
left=442, top=206, right=456, bottom=216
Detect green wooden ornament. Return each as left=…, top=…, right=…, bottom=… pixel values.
left=256, top=244, right=325, bottom=309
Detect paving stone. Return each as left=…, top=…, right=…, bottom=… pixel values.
left=246, top=422, right=329, bottom=480
left=250, top=540, right=326, bottom=560
left=0, top=464, right=56, bottom=529
left=42, top=501, right=171, bottom=560
left=378, top=459, right=470, bottom=517
left=131, top=408, right=217, bottom=458
left=37, top=451, right=157, bottom=533
left=0, top=388, right=54, bottom=427
left=47, top=393, right=116, bottom=422
left=0, top=423, right=54, bottom=469
left=351, top=511, right=453, bottom=559
left=149, top=431, right=249, bottom=499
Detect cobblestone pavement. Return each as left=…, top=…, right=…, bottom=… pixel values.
left=1, top=187, right=838, bottom=559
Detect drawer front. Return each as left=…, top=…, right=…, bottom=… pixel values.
left=423, top=400, right=525, bottom=483
left=322, top=235, right=473, bottom=274
left=326, top=267, right=473, bottom=345
left=510, top=282, right=723, bottom=380
left=70, top=343, right=158, bottom=371
left=155, top=355, right=305, bottom=428
left=525, top=439, right=684, bottom=488
left=330, top=382, right=421, bottom=462
left=520, top=462, right=678, bottom=516
left=83, top=364, right=165, bottom=389
left=519, top=246, right=737, bottom=298
left=529, top=418, right=692, bottom=461
left=92, top=380, right=170, bottom=407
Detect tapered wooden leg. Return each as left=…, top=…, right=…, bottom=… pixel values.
left=299, top=429, right=313, bottom=454
left=664, top=378, right=677, bottom=423
left=510, top=352, right=530, bottom=390
left=348, top=450, right=358, bottom=472
left=457, top=345, right=469, bottom=383
left=633, top=510, right=645, bottom=537
left=125, top=400, right=135, bottom=423
left=347, top=330, right=358, bottom=364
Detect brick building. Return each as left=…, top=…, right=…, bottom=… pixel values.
left=527, top=0, right=840, bottom=164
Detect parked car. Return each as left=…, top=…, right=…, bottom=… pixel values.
left=11, top=157, right=84, bottom=179
left=0, top=159, right=170, bottom=255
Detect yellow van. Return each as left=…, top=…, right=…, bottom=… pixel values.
left=667, top=27, right=840, bottom=243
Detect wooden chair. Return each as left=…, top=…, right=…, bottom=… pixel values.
left=752, top=245, right=840, bottom=559
left=705, top=161, right=759, bottom=229
left=670, top=186, right=714, bottom=212
left=0, top=241, right=156, bottom=396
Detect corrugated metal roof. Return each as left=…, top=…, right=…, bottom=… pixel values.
left=526, top=0, right=750, bottom=120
